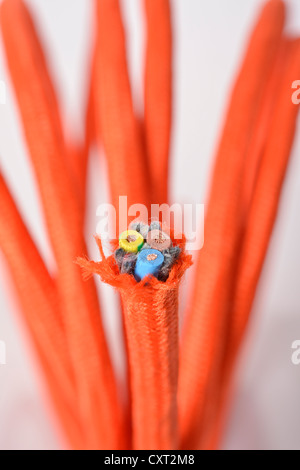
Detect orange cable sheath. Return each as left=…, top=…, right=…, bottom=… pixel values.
left=8, top=0, right=83, bottom=210
left=73, top=52, right=97, bottom=206
left=88, top=1, right=138, bottom=446
left=241, top=40, right=288, bottom=212
left=12, top=0, right=84, bottom=210
left=121, top=287, right=179, bottom=450
left=90, top=2, right=135, bottom=444
left=178, top=0, right=285, bottom=449
left=0, top=174, right=84, bottom=448
left=93, top=0, right=150, bottom=220
left=78, top=235, right=192, bottom=450
left=0, top=0, right=125, bottom=449
left=203, top=38, right=300, bottom=450
left=144, top=0, right=172, bottom=205
left=92, top=0, right=153, bottom=448
left=196, top=37, right=288, bottom=450
left=231, top=39, right=300, bottom=377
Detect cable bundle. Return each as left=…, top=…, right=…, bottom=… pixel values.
left=0, top=0, right=299, bottom=450
left=178, top=0, right=300, bottom=450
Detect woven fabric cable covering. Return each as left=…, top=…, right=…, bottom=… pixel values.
left=0, top=0, right=299, bottom=450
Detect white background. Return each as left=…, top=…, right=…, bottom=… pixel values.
left=0, top=0, right=300, bottom=450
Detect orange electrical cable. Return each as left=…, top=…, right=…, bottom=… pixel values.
left=78, top=235, right=192, bottom=450
left=77, top=52, right=97, bottom=204
left=144, top=0, right=172, bottom=205
left=0, top=0, right=126, bottom=449
left=93, top=0, right=150, bottom=221
left=6, top=0, right=83, bottom=210
left=231, top=37, right=300, bottom=389
left=241, top=40, right=288, bottom=212
left=203, top=38, right=300, bottom=450
left=92, top=0, right=153, bottom=448
left=121, top=283, right=179, bottom=450
left=0, top=174, right=84, bottom=449
left=196, top=37, right=288, bottom=450
left=178, top=0, right=285, bottom=450
left=66, top=85, right=94, bottom=217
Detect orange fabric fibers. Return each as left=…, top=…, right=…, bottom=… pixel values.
left=78, top=235, right=192, bottom=450
left=0, top=0, right=125, bottom=449
left=144, top=0, right=172, bottom=205
left=93, top=0, right=150, bottom=220
left=178, top=0, right=285, bottom=450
